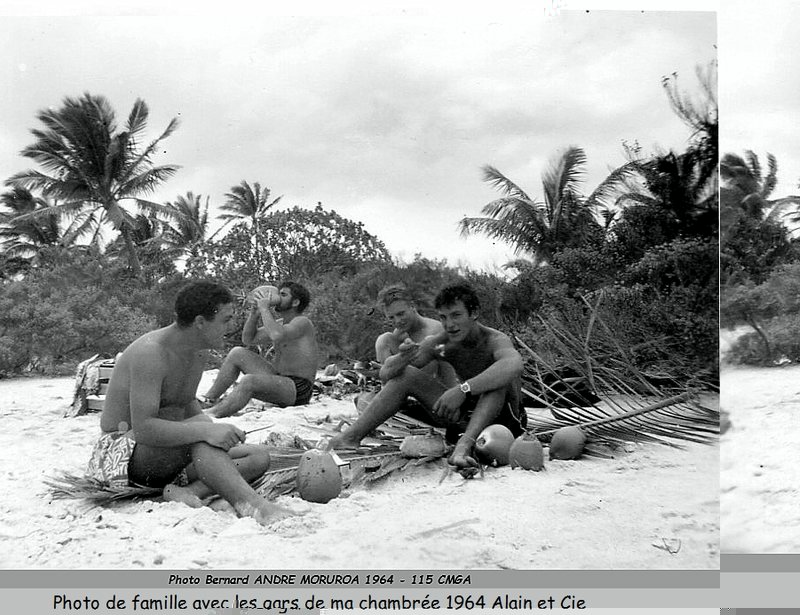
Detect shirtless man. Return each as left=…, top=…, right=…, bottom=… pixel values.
left=202, top=281, right=319, bottom=418
left=86, top=281, right=288, bottom=525
left=328, top=283, right=527, bottom=476
left=374, top=285, right=443, bottom=382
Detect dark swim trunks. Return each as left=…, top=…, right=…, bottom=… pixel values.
left=287, top=375, right=314, bottom=406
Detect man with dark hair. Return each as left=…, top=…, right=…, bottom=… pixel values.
left=202, top=281, right=319, bottom=418
left=87, top=280, right=289, bottom=525
left=374, top=284, right=443, bottom=382
left=328, top=282, right=526, bottom=476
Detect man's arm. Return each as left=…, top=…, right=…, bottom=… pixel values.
left=433, top=334, right=523, bottom=422
left=241, top=305, right=261, bottom=346
left=378, top=331, right=445, bottom=382
left=255, top=298, right=310, bottom=344
left=129, top=353, right=241, bottom=449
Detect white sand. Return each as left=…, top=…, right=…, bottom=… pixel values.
left=721, top=362, right=800, bottom=552
left=0, top=372, right=719, bottom=569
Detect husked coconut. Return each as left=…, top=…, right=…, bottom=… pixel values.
left=509, top=434, right=545, bottom=471
left=296, top=450, right=342, bottom=503
left=548, top=425, right=586, bottom=460
left=474, top=424, right=515, bottom=466
left=400, top=433, right=446, bottom=458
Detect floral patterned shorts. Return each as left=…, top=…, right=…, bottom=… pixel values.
left=86, top=430, right=188, bottom=488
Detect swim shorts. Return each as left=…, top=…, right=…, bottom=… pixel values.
left=287, top=375, right=314, bottom=406
left=86, top=430, right=137, bottom=488
left=86, top=430, right=188, bottom=489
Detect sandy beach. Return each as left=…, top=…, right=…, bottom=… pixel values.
left=721, top=361, right=800, bottom=552
left=0, top=371, right=719, bottom=570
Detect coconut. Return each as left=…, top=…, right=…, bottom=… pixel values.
left=548, top=425, right=586, bottom=460
left=400, top=433, right=446, bottom=458
left=296, top=450, right=342, bottom=503
left=509, top=434, right=545, bottom=471
left=474, top=424, right=515, bottom=466
left=248, top=284, right=280, bottom=305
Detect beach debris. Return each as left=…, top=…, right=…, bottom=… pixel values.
left=652, top=538, right=681, bottom=555
left=509, top=434, right=545, bottom=471
left=400, top=433, right=446, bottom=459
left=474, top=424, right=515, bottom=466
left=549, top=426, right=586, bottom=460
left=296, top=450, right=343, bottom=504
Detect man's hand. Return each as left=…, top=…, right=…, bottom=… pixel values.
left=256, top=296, right=273, bottom=312
left=203, top=423, right=246, bottom=451
left=448, top=449, right=480, bottom=479
left=397, top=336, right=419, bottom=355
left=433, top=386, right=466, bottom=423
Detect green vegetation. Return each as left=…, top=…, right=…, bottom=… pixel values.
left=0, top=68, right=718, bottom=386
left=720, top=147, right=800, bottom=364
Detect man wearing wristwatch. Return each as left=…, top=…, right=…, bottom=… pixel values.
left=328, top=282, right=526, bottom=475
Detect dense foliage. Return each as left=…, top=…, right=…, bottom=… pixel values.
left=0, top=73, right=718, bottom=384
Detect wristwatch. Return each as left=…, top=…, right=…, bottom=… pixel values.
left=459, top=381, right=471, bottom=395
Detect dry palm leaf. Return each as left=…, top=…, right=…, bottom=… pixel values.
left=43, top=472, right=161, bottom=506
left=514, top=293, right=719, bottom=449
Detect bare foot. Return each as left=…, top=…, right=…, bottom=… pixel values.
left=235, top=501, right=296, bottom=526
left=163, top=484, right=203, bottom=509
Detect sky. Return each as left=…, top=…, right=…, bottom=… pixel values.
left=0, top=2, right=716, bottom=273
left=720, top=0, right=800, bottom=199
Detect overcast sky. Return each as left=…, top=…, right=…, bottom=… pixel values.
left=721, top=0, right=800, bottom=199
left=0, top=3, right=716, bottom=272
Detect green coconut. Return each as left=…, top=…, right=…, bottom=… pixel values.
left=509, top=434, right=545, bottom=471
left=548, top=425, right=586, bottom=460
left=474, top=424, right=515, bottom=466
left=296, top=450, right=342, bottom=503
left=400, top=433, right=446, bottom=458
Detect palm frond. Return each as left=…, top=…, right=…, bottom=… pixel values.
left=541, top=146, right=587, bottom=214
left=44, top=472, right=161, bottom=506
left=584, top=161, right=642, bottom=210
left=481, top=165, right=531, bottom=201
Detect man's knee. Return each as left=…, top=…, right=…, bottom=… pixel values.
left=227, top=346, right=251, bottom=364
left=249, top=444, right=271, bottom=471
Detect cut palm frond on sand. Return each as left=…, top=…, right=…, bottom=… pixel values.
left=516, top=291, right=719, bottom=450
left=44, top=472, right=161, bottom=506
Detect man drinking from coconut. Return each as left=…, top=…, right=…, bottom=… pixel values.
left=87, top=281, right=290, bottom=525
left=200, top=281, right=319, bottom=418
left=328, top=282, right=526, bottom=477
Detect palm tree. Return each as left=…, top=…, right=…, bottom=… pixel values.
left=218, top=180, right=282, bottom=272
left=219, top=180, right=282, bottom=233
left=0, top=187, right=63, bottom=259
left=459, top=147, right=632, bottom=266
left=5, top=93, right=180, bottom=276
left=161, top=191, right=219, bottom=259
left=721, top=151, right=800, bottom=243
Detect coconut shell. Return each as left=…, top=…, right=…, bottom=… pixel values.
left=296, top=450, right=342, bottom=503
left=548, top=425, right=586, bottom=460
left=509, top=435, right=545, bottom=471
left=400, top=433, right=446, bottom=458
left=474, top=424, right=515, bottom=466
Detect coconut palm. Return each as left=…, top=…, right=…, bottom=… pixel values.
left=218, top=180, right=282, bottom=233
left=160, top=191, right=221, bottom=259
left=459, top=147, right=635, bottom=266
left=5, top=93, right=180, bottom=276
left=0, top=186, right=103, bottom=261
left=218, top=180, right=282, bottom=272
